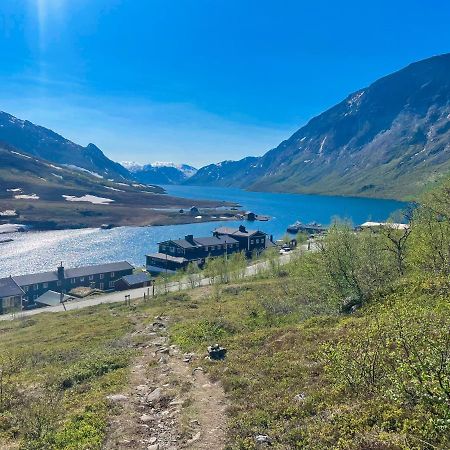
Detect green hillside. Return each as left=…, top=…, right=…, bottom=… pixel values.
left=2, top=179, right=450, bottom=449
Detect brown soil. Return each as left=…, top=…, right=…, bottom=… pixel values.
left=103, top=316, right=227, bottom=450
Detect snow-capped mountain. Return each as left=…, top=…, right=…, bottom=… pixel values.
left=122, top=161, right=197, bottom=185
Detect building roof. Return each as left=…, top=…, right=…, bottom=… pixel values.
left=119, top=272, right=153, bottom=286
left=214, top=226, right=266, bottom=237
left=13, top=271, right=59, bottom=286
left=147, top=253, right=189, bottom=264
left=0, top=277, right=24, bottom=298
left=360, top=221, right=409, bottom=230
left=160, top=235, right=238, bottom=249
left=12, top=261, right=134, bottom=287
left=194, top=236, right=238, bottom=246
left=64, top=261, right=134, bottom=278
left=35, top=290, right=75, bottom=307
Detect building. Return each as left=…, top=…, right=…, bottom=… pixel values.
left=115, top=272, right=154, bottom=291
left=213, top=225, right=270, bottom=255
left=35, top=291, right=76, bottom=307
left=146, top=234, right=240, bottom=274
left=0, top=277, right=24, bottom=314
left=358, top=221, right=409, bottom=231
left=12, top=261, right=134, bottom=308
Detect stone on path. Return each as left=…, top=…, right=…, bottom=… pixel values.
left=106, top=394, right=128, bottom=402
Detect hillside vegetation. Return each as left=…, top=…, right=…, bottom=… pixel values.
left=2, top=180, right=450, bottom=448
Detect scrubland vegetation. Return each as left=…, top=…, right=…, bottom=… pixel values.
left=2, top=180, right=450, bottom=449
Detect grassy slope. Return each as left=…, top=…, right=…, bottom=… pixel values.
left=3, top=271, right=444, bottom=449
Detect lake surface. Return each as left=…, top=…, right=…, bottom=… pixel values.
left=0, top=185, right=407, bottom=277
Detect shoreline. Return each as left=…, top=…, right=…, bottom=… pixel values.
left=0, top=211, right=244, bottom=234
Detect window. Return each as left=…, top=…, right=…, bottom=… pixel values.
left=170, top=246, right=175, bottom=252
left=89, top=275, right=94, bottom=281
left=71, top=278, right=76, bottom=284
left=250, top=239, right=254, bottom=244
left=109, top=281, right=115, bottom=288
left=23, top=286, right=29, bottom=292
left=57, top=281, right=62, bottom=287
left=34, top=284, right=39, bottom=291
left=43, top=282, right=48, bottom=289
left=99, top=283, right=104, bottom=290
left=110, top=272, right=115, bottom=278
left=33, top=294, right=38, bottom=300
left=99, top=274, right=104, bottom=280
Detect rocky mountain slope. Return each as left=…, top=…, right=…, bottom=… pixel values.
left=187, top=53, right=450, bottom=199
left=0, top=111, right=130, bottom=180
left=122, top=161, right=197, bottom=184
left=0, top=144, right=229, bottom=229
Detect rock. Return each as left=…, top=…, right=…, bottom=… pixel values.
left=157, top=347, right=170, bottom=354
left=169, top=399, right=183, bottom=406
left=146, top=387, right=162, bottom=404
left=255, top=434, right=271, bottom=445
left=147, top=445, right=159, bottom=450
left=136, top=384, right=148, bottom=391
left=183, top=353, right=194, bottom=363
left=152, top=321, right=166, bottom=329
left=140, top=414, right=153, bottom=423
left=158, top=356, right=169, bottom=364
left=149, top=437, right=157, bottom=444
left=106, top=394, right=128, bottom=402
left=294, top=392, right=307, bottom=403
left=187, top=431, right=201, bottom=445
left=192, top=367, right=204, bottom=374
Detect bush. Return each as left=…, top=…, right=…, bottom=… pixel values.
left=60, top=350, right=130, bottom=390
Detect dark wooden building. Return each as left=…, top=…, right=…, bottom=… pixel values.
left=0, top=277, right=24, bottom=314
left=146, top=234, right=239, bottom=274
left=115, top=272, right=154, bottom=291
left=12, top=261, right=134, bottom=308
left=214, top=225, right=270, bottom=255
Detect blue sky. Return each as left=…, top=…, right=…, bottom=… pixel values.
left=0, top=0, right=449, bottom=167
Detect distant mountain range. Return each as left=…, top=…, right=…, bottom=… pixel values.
left=122, top=161, right=197, bottom=185
left=187, top=53, right=450, bottom=199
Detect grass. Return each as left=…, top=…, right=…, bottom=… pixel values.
left=1, top=262, right=448, bottom=449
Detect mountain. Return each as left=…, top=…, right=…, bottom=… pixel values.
left=0, top=111, right=130, bottom=180
left=122, top=161, right=197, bottom=184
left=187, top=53, right=450, bottom=199
left=0, top=144, right=226, bottom=229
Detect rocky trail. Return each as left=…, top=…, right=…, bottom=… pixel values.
left=104, top=315, right=228, bottom=450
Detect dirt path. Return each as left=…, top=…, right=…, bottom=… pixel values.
left=103, top=316, right=227, bottom=450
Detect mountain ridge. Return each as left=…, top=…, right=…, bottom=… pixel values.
left=187, top=53, right=450, bottom=199
left=0, top=111, right=131, bottom=180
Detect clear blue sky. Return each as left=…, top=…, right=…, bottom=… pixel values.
left=0, top=0, right=449, bottom=167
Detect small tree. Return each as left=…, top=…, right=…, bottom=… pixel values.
left=185, top=262, right=201, bottom=289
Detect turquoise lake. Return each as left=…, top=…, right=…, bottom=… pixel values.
left=0, top=185, right=407, bottom=277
